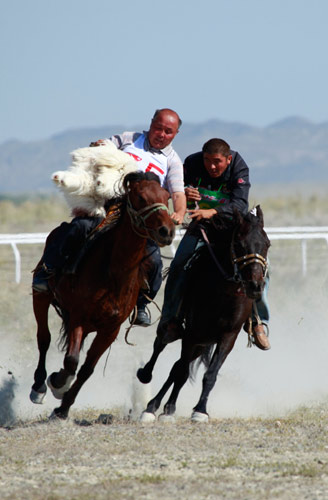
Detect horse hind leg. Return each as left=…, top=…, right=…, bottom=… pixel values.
left=47, top=325, right=83, bottom=401
left=30, top=292, right=53, bottom=404
left=192, top=334, right=238, bottom=422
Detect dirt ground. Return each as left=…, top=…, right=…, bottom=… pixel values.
left=1, top=405, right=328, bottom=500
left=1, top=238, right=328, bottom=499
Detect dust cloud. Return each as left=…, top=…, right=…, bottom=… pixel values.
left=1, top=240, right=328, bottom=423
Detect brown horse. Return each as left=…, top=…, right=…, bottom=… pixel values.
left=30, top=171, right=175, bottom=418
left=138, top=206, right=270, bottom=423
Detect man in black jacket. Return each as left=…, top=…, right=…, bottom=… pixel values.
left=158, top=138, right=270, bottom=350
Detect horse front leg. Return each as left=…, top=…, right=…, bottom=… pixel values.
left=137, top=335, right=167, bottom=384
left=30, top=292, right=53, bottom=404
left=53, top=327, right=119, bottom=419
left=141, top=342, right=200, bottom=422
left=160, top=343, right=202, bottom=421
left=192, top=332, right=239, bottom=422
left=47, top=325, right=83, bottom=401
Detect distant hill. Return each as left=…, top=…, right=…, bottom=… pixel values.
left=1, top=117, right=328, bottom=194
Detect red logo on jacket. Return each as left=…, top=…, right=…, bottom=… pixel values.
left=126, top=152, right=142, bottom=161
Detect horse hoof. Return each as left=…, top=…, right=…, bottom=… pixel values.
left=137, top=368, right=152, bottom=384
left=47, top=374, right=74, bottom=400
left=140, top=411, right=156, bottom=423
left=191, top=411, right=209, bottom=423
left=158, top=413, right=175, bottom=423
left=49, top=409, right=68, bottom=420
left=29, top=387, right=47, bottom=404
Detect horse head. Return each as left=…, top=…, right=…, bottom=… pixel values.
left=123, top=171, right=176, bottom=247
left=231, top=205, right=271, bottom=299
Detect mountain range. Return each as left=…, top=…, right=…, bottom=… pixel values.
left=1, top=116, right=327, bottom=195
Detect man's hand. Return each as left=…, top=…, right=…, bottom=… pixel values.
left=188, top=208, right=217, bottom=221
left=171, top=212, right=184, bottom=224
left=185, top=186, right=201, bottom=202
left=89, top=139, right=106, bottom=147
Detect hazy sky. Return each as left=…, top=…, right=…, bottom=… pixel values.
left=1, top=0, right=328, bottom=144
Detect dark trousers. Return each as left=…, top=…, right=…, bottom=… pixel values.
left=137, top=239, right=163, bottom=309
left=43, top=216, right=102, bottom=271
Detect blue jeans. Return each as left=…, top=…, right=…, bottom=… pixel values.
left=161, top=233, right=200, bottom=323
left=253, top=268, right=270, bottom=324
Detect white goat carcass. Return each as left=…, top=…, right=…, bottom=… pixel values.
left=52, top=142, right=138, bottom=217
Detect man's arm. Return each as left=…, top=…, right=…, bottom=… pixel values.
left=217, top=153, right=250, bottom=216
left=171, top=191, right=186, bottom=224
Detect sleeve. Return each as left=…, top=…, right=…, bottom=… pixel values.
left=216, top=153, right=251, bottom=216
left=107, top=134, right=123, bottom=149
left=164, top=151, right=185, bottom=194
left=107, top=131, right=141, bottom=150
left=183, top=153, right=201, bottom=187
left=183, top=155, right=194, bottom=186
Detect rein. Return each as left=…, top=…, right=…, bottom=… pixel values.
left=200, top=228, right=230, bottom=280
left=126, top=196, right=169, bottom=239
left=200, top=226, right=268, bottom=285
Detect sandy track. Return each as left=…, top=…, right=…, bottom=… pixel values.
left=1, top=405, right=328, bottom=500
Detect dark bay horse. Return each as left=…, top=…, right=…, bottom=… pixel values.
left=30, top=171, right=175, bottom=418
left=138, top=206, right=271, bottom=423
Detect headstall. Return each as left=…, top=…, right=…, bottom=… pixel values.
left=200, top=226, right=268, bottom=284
left=126, top=196, right=169, bottom=239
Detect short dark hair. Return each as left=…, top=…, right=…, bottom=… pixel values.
left=202, top=138, right=231, bottom=157
left=152, top=108, right=182, bottom=129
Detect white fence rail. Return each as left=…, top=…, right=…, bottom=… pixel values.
left=1, top=228, right=328, bottom=283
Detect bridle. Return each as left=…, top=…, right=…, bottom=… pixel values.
left=126, top=194, right=169, bottom=239
left=200, top=226, right=268, bottom=285
left=230, top=228, right=268, bottom=283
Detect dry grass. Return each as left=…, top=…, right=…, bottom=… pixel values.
left=1, top=405, right=328, bottom=499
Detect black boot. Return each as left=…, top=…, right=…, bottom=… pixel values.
left=134, top=307, right=151, bottom=327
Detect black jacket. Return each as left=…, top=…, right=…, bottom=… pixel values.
left=184, top=150, right=250, bottom=216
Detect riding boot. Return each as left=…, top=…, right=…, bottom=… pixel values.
left=243, top=318, right=271, bottom=350
left=32, top=264, right=56, bottom=293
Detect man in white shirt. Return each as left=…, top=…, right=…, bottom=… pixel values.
left=33, top=109, right=186, bottom=326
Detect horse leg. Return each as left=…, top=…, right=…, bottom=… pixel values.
left=159, top=344, right=203, bottom=420
left=141, top=342, right=200, bottom=421
left=192, top=333, right=239, bottom=422
left=52, top=328, right=119, bottom=419
left=30, top=292, right=53, bottom=404
left=137, top=335, right=167, bottom=384
left=47, top=325, right=83, bottom=400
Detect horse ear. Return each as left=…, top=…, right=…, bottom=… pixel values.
left=256, top=205, right=264, bottom=227
left=232, top=207, right=244, bottom=227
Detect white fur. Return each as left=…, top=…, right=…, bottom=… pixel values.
left=52, top=142, right=138, bottom=217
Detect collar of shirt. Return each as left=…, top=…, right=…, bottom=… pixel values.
left=143, top=131, right=173, bottom=157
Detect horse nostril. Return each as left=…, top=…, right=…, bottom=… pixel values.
left=159, top=226, right=169, bottom=238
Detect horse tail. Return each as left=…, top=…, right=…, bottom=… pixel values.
left=52, top=300, right=70, bottom=351
left=189, top=345, right=215, bottom=382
